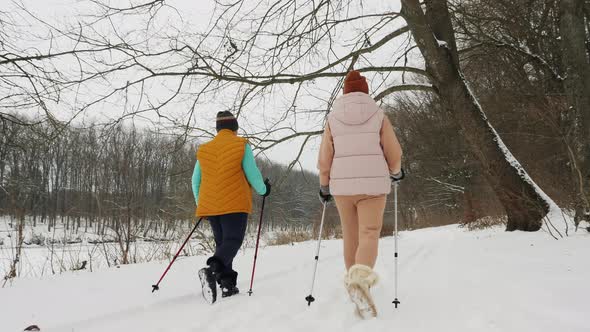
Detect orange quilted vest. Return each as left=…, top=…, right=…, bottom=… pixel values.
left=196, top=130, right=252, bottom=217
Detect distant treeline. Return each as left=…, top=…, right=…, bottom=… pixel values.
left=0, top=121, right=331, bottom=238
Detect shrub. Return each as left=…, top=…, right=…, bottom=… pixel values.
left=268, top=229, right=314, bottom=246
left=460, top=216, right=506, bottom=231
left=27, top=232, right=46, bottom=246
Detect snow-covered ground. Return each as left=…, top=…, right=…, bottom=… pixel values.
left=0, top=217, right=217, bottom=279
left=0, top=217, right=316, bottom=280
left=1, top=224, right=588, bottom=332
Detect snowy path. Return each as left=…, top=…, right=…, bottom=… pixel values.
left=1, top=225, right=588, bottom=332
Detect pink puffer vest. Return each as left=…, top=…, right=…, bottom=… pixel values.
left=328, top=92, right=391, bottom=196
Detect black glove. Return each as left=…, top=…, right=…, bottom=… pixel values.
left=263, top=178, right=271, bottom=197
left=318, top=186, right=332, bottom=204
left=390, top=168, right=405, bottom=183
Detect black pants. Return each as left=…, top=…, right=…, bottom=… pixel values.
left=207, top=213, right=248, bottom=286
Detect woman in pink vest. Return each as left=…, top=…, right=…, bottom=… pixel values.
left=317, top=70, right=403, bottom=318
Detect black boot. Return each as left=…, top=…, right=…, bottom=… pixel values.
left=199, top=256, right=225, bottom=304
left=198, top=267, right=217, bottom=304
left=219, top=270, right=239, bottom=298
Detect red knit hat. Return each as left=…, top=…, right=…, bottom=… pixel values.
left=343, top=70, right=369, bottom=94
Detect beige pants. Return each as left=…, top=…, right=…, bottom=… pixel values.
left=334, top=195, right=386, bottom=270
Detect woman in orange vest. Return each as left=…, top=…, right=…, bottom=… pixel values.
left=192, top=111, right=270, bottom=304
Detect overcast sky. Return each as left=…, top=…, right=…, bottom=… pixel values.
left=3, top=0, right=417, bottom=172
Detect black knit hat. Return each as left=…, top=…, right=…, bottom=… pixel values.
left=216, top=111, right=239, bottom=132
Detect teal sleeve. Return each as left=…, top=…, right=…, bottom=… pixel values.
left=242, top=144, right=267, bottom=195
left=192, top=161, right=201, bottom=204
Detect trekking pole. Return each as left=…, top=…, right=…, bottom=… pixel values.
left=248, top=195, right=267, bottom=296
left=151, top=218, right=203, bottom=293
left=393, top=182, right=400, bottom=308
left=305, top=202, right=327, bottom=306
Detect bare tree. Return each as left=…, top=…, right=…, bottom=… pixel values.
left=3, top=1, right=430, bottom=153
left=399, top=0, right=558, bottom=231
left=560, top=0, right=590, bottom=228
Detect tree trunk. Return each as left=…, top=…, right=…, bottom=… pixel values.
left=401, top=0, right=553, bottom=231
left=584, top=2, right=590, bottom=54
left=560, top=0, right=590, bottom=228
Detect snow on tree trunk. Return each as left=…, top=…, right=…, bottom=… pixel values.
left=462, top=77, right=562, bottom=226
